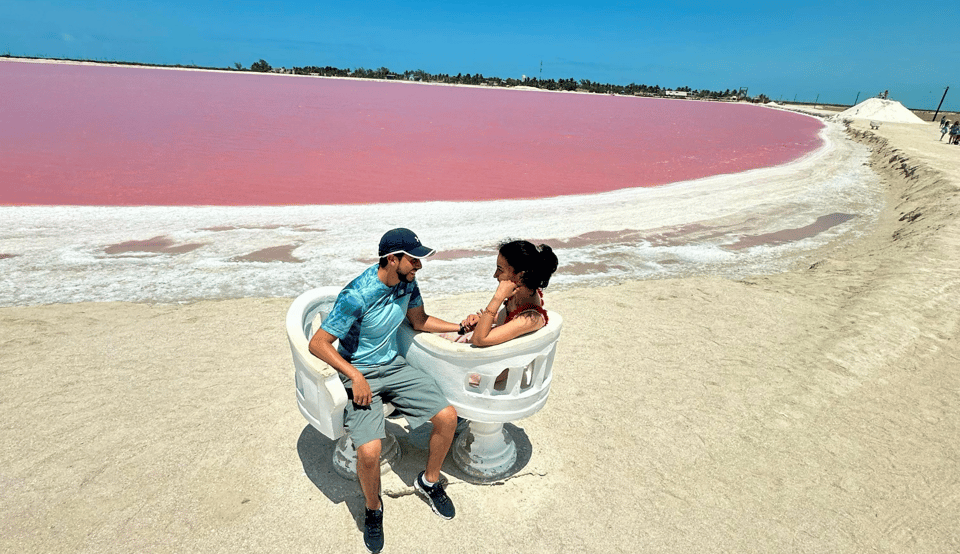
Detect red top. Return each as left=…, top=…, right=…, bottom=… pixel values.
left=504, top=290, right=549, bottom=326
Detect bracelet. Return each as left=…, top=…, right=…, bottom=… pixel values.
left=482, top=308, right=498, bottom=318
left=458, top=322, right=467, bottom=335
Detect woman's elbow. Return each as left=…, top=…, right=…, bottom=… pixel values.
left=470, top=335, right=500, bottom=347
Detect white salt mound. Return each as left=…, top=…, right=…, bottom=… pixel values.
left=838, top=98, right=925, bottom=124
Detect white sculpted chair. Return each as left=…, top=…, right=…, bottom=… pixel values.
left=397, top=313, right=561, bottom=480
left=286, top=287, right=401, bottom=480
left=287, top=287, right=562, bottom=481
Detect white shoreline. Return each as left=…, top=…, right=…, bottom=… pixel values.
left=0, top=121, right=876, bottom=307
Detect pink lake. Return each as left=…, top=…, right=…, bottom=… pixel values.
left=0, top=61, right=823, bottom=206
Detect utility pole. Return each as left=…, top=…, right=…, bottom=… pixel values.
left=932, top=86, right=950, bottom=121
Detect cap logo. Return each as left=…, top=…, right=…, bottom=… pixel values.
left=378, top=228, right=435, bottom=258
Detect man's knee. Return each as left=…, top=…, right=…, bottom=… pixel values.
left=356, top=439, right=382, bottom=466
left=432, top=405, right=458, bottom=429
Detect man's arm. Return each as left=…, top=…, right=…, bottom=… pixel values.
left=406, top=305, right=460, bottom=333
left=308, top=328, right=373, bottom=406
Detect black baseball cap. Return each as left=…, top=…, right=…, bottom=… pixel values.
left=378, top=228, right=436, bottom=258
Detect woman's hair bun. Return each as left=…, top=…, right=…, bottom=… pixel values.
left=499, top=240, right=558, bottom=290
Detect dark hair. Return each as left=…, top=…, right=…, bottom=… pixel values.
left=498, top=240, right=558, bottom=290
left=378, top=252, right=404, bottom=267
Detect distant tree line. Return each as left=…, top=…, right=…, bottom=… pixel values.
left=3, top=54, right=767, bottom=103
left=239, top=58, right=769, bottom=103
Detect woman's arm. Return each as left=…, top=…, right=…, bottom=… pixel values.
left=470, top=280, right=544, bottom=346
left=471, top=310, right=544, bottom=346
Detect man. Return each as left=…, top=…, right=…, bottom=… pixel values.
left=308, top=228, right=461, bottom=554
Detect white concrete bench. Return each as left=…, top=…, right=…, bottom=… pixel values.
left=286, top=287, right=562, bottom=481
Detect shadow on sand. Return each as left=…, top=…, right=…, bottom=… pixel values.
left=296, top=420, right=533, bottom=527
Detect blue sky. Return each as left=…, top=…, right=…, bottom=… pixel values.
left=3, top=0, right=958, bottom=110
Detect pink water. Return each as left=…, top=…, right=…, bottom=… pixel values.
left=1, top=61, right=823, bottom=206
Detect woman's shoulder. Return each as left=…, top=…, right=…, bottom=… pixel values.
left=506, top=301, right=548, bottom=326
left=523, top=305, right=549, bottom=325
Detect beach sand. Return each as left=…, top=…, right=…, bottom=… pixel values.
left=2, top=118, right=959, bottom=553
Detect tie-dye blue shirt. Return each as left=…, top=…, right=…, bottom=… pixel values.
left=320, top=265, right=423, bottom=367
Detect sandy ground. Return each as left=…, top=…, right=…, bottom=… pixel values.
left=3, top=118, right=960, bottom=553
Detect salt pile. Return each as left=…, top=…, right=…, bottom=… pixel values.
left=838, top=97, right=925, bottom=124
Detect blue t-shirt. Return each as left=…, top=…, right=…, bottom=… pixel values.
left=320, top=265, right=424, bottom=367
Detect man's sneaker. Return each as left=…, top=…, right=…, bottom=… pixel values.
left=414, top=471, right=455, bottom=520
left=363, top=502, right=384, bottom=554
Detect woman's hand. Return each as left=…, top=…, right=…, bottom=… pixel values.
left=495, top=279, right=519, bottom=300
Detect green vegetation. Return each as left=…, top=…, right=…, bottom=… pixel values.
left=250, top=59, right=272, bottom=73
left=277, top=61, right=768, bottom=102
left=2, top=54, right=768, bottom=102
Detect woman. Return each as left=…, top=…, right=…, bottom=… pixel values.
left=448, top=240, right=559, bottom=346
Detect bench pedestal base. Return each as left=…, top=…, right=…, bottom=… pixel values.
left=452, top=421, right=516, bottom=481
left=333, top=433, right=401, bottom=481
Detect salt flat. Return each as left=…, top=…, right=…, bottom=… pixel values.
left=2, top=118, right=959, bottom=553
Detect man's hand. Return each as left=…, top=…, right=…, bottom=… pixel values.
left=309, top=327, right=372, bottom=405
left=350, top=374, right=373, bottom=406
left=460, top=313, right=480, bottom=332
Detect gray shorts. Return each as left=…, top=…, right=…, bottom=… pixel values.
left=340, top=355, right=450, bottom=448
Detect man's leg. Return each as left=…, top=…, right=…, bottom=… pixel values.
left=378, top=359, right=457, bottom=517
left=413, top=405, right=458, bottom=520
left=424, top=405, right=457, bottom=483
left=357, top=438, right=385, bottom=554
left=356, top=439, right=382, bottom=510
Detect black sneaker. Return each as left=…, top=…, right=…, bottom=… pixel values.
left=414, top=471, right=455, bottom=520
left=363, top=502, right=384, bottom=554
